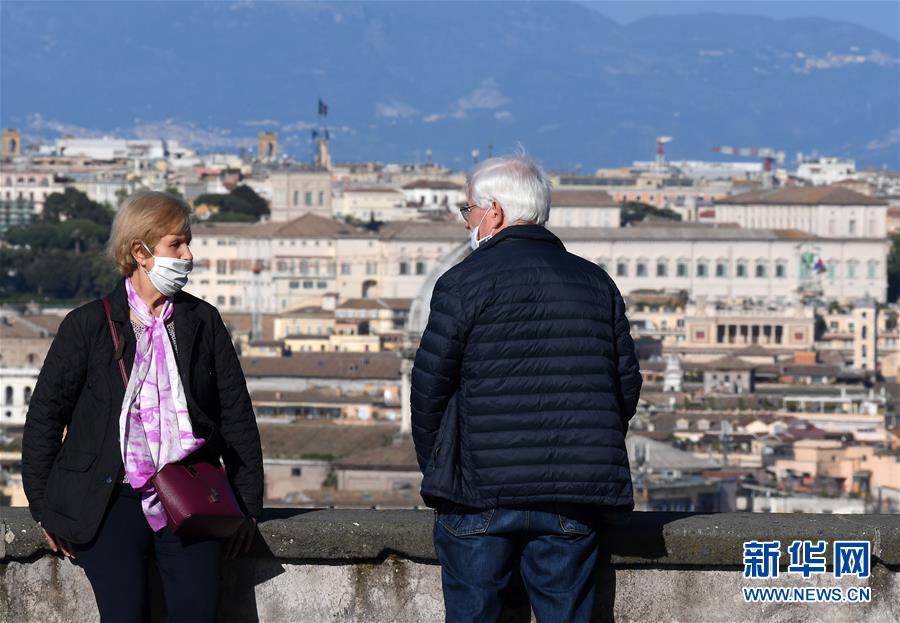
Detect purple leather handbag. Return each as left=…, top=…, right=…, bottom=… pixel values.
left=102, top=296, right=245, bottom=539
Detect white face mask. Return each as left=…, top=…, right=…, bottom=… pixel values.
left=469, top=208, right=495, bottom=251
left=141, top=242, right=193, bottom=297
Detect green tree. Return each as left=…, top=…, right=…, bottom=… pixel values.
left=230, top=185, right=270, bottom=218
left=207, top=211, right=257, bottom=223
left=40, top=188, right=115, bottom=227
left=888, top=234, right=900, bottom=302
left=621, top=201, right=682, bottom=226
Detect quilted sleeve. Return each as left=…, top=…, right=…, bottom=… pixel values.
left=22, top=310, right=89, bottom=522
left=410, top=274, right=468, bottom=472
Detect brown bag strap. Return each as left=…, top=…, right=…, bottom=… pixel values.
left=101, top=295, right=129, bottom=388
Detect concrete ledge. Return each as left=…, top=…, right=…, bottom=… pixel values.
left=1, top=508, right=899, bottom=623
left=3, top=508, right=898, bottom=567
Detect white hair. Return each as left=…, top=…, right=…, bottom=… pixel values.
left=466, top=153, right=551, bottom=225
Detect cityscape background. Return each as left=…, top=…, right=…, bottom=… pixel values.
left=1, top=1, right=899, bottom=517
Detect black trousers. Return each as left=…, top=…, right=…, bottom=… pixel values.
left=74, top=484, right=223, bottom=623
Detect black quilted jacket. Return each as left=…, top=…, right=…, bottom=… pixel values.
left=411, top=225, right=642, bottom=510
left=22, top=278, right=263, bottom=543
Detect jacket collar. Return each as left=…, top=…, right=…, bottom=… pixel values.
left=476, top=223, right=566, bottom=253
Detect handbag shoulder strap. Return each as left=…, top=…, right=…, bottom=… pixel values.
left=102, top=295, right=129, bottom=388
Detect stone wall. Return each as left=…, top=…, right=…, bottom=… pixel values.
left=1, top=508, right=898, bottom=622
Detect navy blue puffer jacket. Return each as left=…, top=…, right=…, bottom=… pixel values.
left=411, top=225, right=641, bottom=510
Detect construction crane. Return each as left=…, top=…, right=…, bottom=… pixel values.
left=712, top=145, right=785, bottom=188
left=655, top=136, right=672, bottom=173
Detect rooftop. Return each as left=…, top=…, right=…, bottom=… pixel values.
left=551, top=189, right=619, bottom=208
left=240, top=352, right=402, bottom=380
left=717, top=185, right=887, bottom=206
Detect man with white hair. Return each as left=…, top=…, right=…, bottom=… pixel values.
left=411, top=153, right=642, bottom=622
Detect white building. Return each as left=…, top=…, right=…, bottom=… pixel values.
left=795, top=157, right=857, bottom=186
left=0, top=170, right=67, bottom=215
left=547, top=189, right=621, bottom=228
left=39, top=137, right=196, bottom=162
left=401, top=179, right=464, bottom=212
left=187, top=215, right=887, bottom=315
left=266, top=167, right=332, bottom=221
left=335, top=187, right=410, bottom=222
left=713, top=186, right=887, bottom=238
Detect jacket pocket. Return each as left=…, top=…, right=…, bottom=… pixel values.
left=45, top=451, right=97, bottom=520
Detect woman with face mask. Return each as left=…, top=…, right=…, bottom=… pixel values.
left=22, top=190, right=263, bottom=622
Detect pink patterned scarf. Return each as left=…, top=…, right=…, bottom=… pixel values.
left=119, top=277, right=205, bottom=531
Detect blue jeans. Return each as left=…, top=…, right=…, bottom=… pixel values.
left=433, top=505, right=599, bottom=623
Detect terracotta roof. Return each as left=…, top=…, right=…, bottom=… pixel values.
left=240, top=352, right=402, bottom=380
left=343, top=187, right=403, bottom=194
left=258, top=421, right=398, bottom=460
left=337, top=298, right=412, bottom=311
left=378, top=221, right=466, bottom=242
left=717, top=186, right=886, bottom=206
left=220, top=313, right=277, bottom=340
left=334, top=437, right=418, bottom=470
left=191, top=221, right=254, bottom=237
left=551, top=189, right=619, bottom=208
left=702, top=356, right=758, bottom=371
left=251, top=388, right=375, bottom=405
left=401, top=179, right=463, bottom=190
left=552, top=225, right=816, bottom=242
left=249, top=213, right=367, bottom=238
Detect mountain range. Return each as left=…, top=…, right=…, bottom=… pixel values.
left=1, top=1, right=897, bottom=170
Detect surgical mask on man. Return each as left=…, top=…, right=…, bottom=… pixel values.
left=469, top=208, right=495, bottom=251
left=141, top=242, right=193, bottom=297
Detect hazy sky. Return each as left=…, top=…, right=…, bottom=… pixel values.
left=581, top=1, right=900, bottom=39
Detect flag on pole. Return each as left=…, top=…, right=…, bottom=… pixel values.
left=814, top=255, right=827, bottom=274
left=318, top=99, right=328, bottom=116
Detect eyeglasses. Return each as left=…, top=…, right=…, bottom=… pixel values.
left=459, top=204, right=480, bottom=221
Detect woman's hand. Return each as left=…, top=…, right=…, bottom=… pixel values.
left=39, top=524, right=74, bottom=558
left=224, top=517, right=257, bottom=560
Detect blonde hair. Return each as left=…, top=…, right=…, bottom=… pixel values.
left=107, top=190, right=192, bottom=276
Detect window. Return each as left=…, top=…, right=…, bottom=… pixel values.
left=366, top=261, right=378, bottom=275
left=677, top=261, right=688, bottom=277
left=415, top=261, right=426, bottom=275
left=736, top=262, right=747, bottom=278
left=23, top=387, right=31, bottom=404
left=636, top=262, right=647, bottom=277
left=597, top=259, right=609, bottom=272
left=849, top=219, right=856, bottom=235
left=775, top=263, right=787, bottom=278
left=216, top=295, right=225, bottom=306
left=318, top=191, right=325, bottom=205
left=616, top=262, right=628, bottom=277
left=3, top=386, right=12, bottom=405
left=867, top=261, right=877, bottom=279
left=293, top=190, right=299, bottom=206
left=216, top=260, right=227, bottom=275
left=847, top=262, right=857, bottom=279
left=696, top=261, right=708, bottom=278
left=656, top=261, right=667, bottom=277
left=715, top=262, right=728, bottom=278
left=399, top=262, right=409, bottom=275
left=289, top=281, right=300, bottom=289
left=303, top=281, right=313, bottom=289
left=341, top=263, right=351, bottom=275
left=291, top=467, right=303, bottom=477
left=317, top=281, right=327, bottom=289
left=230, top=296, right=239, bottom=306
left=305, top=191, right=313, bottom=206
left=755, top=263, right=767, bottom=278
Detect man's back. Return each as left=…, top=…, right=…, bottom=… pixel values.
left=411, top=224, right=642, bottom=510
